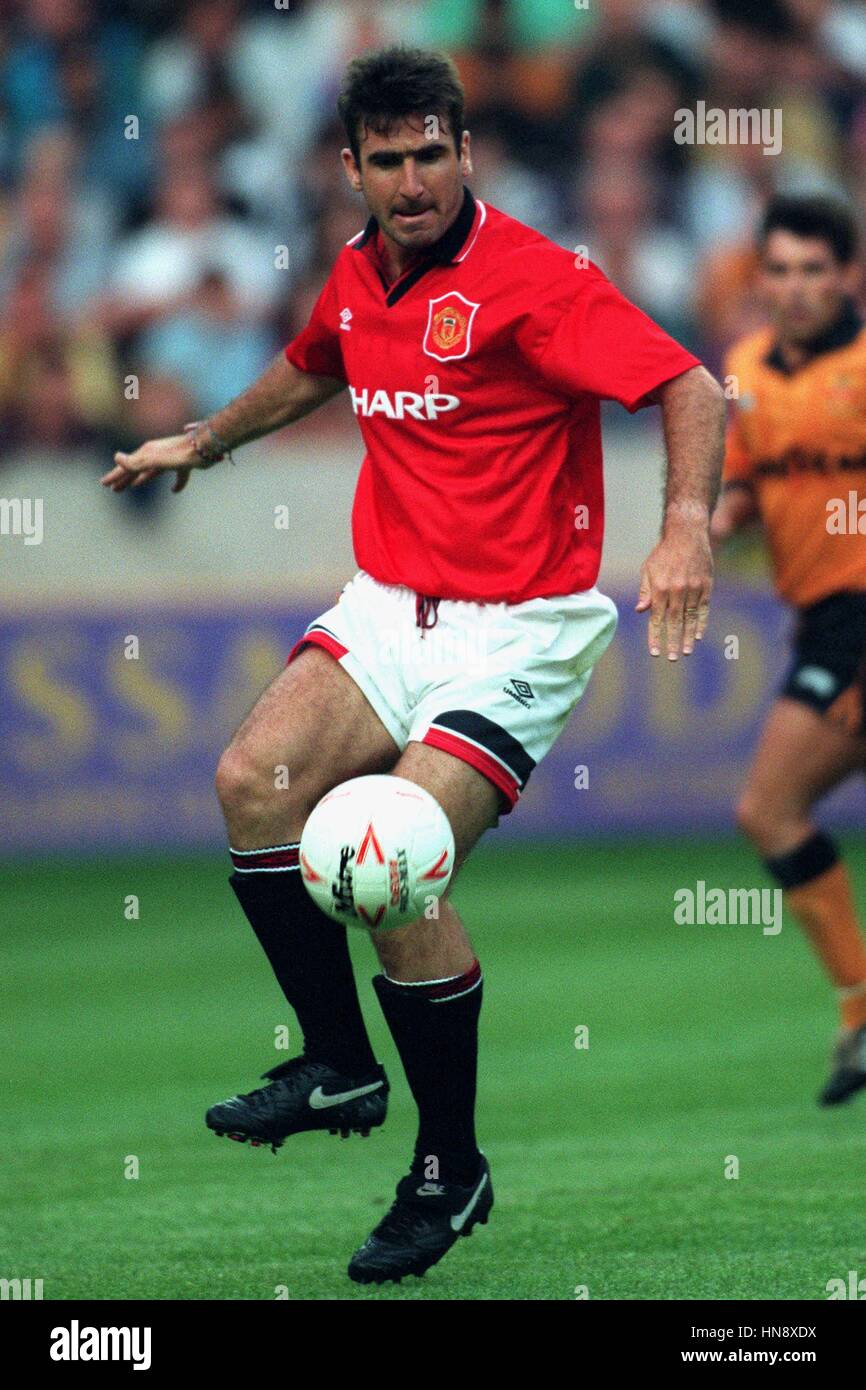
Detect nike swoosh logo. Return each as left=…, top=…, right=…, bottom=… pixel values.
left=308, top=1080, right=383, bottom=1110
left=450, top=1171, right=488, bottom=1232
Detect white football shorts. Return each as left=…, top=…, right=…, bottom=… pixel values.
left=286, top=570, right=618, bottom=813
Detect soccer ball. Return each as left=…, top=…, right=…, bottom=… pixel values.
left=299, top=774, right=454, bottom=931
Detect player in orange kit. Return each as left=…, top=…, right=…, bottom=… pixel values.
left=712, top=195, right=866, bottom=1104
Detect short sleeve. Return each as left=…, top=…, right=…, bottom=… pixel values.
left=530, top=266, right=701, bottom=411
left=284, top=272, right=347, bottom=382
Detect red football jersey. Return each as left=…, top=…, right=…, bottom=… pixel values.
left=285, top=188, right=700, bottom=604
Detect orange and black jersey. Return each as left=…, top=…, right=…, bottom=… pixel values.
left=722, top=301, right=866, bottom=608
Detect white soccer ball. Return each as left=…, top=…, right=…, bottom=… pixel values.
left=299, top=774, right=455, bottom=931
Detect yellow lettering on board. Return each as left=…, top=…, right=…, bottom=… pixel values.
left=7, top=639, right=93, bottom=767
left=108, top=637, right=190, bottom=762
left=648, top=605, right=767, bottom=738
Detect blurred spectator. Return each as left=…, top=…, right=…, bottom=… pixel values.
left=465, top=116, right=560, bottom=240
left=285, top=197, right=367, bottom=348
left=103, top=165, right=282, bottom=339
left=0, top=0, right=864, bottom=461
left=0, top=127, right=116, bottom=319
left=694, top=240, right=764, bottom=373
left=138, top=269, right=277, bottom=419
left=1, top=0, right=148, bottom=198
left=0, top=258, right=118, bottom=449
left=141, top=0, right=248, bottom=137
left=563, top=160, right=696, bottom=344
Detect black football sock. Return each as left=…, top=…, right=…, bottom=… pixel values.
left=373, top=961, right=483, bottom=1186
left=229, top=844, right=377, bottom=1077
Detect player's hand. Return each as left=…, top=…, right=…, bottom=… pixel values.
left=709, top=486, right=759, bottom=550
left=100, top=431, right=206, bottom=495
left=635, top=521, right=713, bottom=660
left=709, top=503, right=733, bottom=549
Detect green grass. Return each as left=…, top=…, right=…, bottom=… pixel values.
left=3, top=837, right=865, bottom=1300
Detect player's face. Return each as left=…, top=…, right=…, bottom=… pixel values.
left=342, top=116, right=470, bottom=256
left=759, top=230, right=858, bottom=344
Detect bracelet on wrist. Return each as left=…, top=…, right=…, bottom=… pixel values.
left=206, top=423, right=235, bottom=463
left=192, top=422, right=235, bottom=467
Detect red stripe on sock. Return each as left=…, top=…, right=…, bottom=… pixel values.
left=395, top=959, right=482, bottom=1001
left=230, top=846, right=300, bottom=871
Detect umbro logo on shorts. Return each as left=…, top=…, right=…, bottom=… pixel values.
left=504, top=678, right=535, bottom=708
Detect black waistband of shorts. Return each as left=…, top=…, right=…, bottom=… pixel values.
left=797, top=590, right=866, bottom=624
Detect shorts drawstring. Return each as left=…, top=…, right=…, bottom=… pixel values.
left=415, top=593, right=441, bottom=637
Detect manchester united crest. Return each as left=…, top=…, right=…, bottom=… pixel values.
left=423, top=291, right=480, bottom=362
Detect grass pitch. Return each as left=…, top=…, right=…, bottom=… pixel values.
left=3, top=837, right=865, bottom=1300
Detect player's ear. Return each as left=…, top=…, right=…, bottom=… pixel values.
left=460, top=131, right=472, bottom=177
left=840, top=259, right=861, bottom=298
left=341, top=147, right=363, bottom=193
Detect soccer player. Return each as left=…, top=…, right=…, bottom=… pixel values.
left=101, top=47, right=724, bottom=1283
left=711, top=195, right=866, bottom=1106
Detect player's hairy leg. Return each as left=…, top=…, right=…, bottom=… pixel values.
left=206, top=647, right=400, bottom=1118
left=736, top=697, right=866, bottom=856
left=215, top=646, right=399, bottom=848
left=737, top=695, right=866, bottom=1061
left=369, top=742, right=501, bottom=981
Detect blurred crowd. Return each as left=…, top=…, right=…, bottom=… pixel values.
left=1, top=0, right=865, bottom=459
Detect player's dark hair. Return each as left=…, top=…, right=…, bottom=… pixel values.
left=758, top=195, right=859, bottom=265
left=337, top=46, right=465, bottom=165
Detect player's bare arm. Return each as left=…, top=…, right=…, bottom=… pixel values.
left=99, top=354, right=346, bottom=495
left=636, top=364, right=725, bottom=660
left=710, top=480, right=760, bottom=547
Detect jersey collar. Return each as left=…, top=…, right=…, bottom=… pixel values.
left=764, top=298, right=864, bottom=375
left=352, top=186, right=481, bottom=306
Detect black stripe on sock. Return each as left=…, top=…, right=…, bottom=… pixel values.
left=765, top=831, right=839, bottom=890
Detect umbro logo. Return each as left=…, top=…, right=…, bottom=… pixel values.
left=504, top=678, right=535, bottom=708
left=340, top=308, right=353, bottom=332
